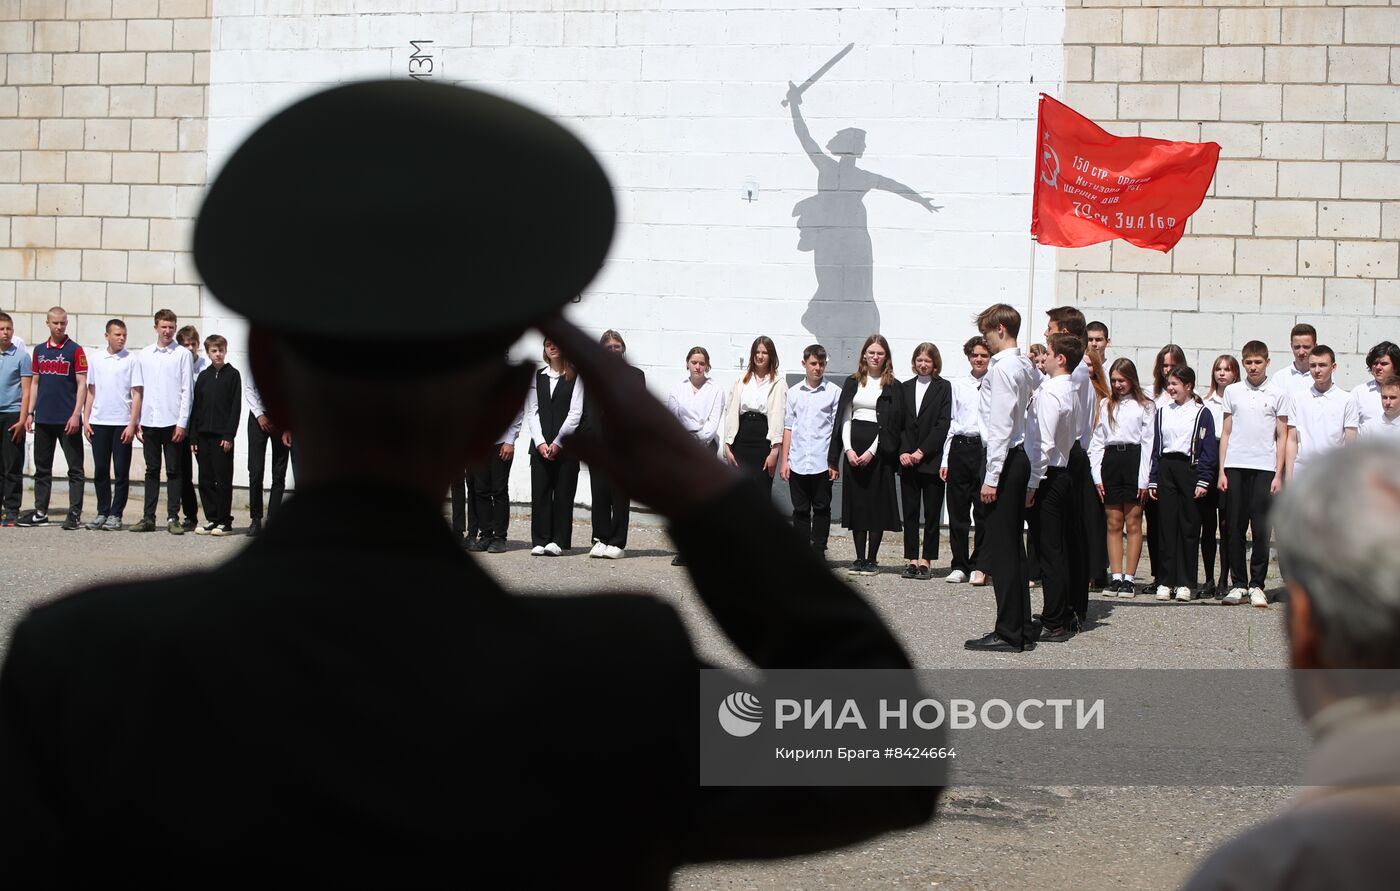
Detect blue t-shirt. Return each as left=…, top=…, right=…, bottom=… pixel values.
left=0, top=343, right=32, bottom=414
left=31, top=337, right=87, bottom=425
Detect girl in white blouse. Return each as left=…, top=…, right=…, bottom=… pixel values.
left=1199, top=354, right=1239, bottom=598
left=1143, top=342, right=1187, bottom=590
left=1147, top=366, right=1219, bottom=603
left=526, top=338, right=585, bottom=557
left=1090, top=358, right=1155, bottom=597
left=723, top=336, right=786, bottom=494
left=666, top=346, right=724, bottom=566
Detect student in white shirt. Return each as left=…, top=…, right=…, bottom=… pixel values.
left=1090, top=358, right=1155, bottom=598
left=1085, top=320, right=1111, bottom=364
left=1284, top=345, right=1358, bottom=482
left=1143, top=343, right=1186, bottom=591
left=1025, top=333, right=1083, bottom=642
left=1348, top=341, right=1400, bottom=429
left=829, top=334, right=905, bottom=577
left=82, top=319, right=141, bottom=531
left=781, top=344, right=842, bottom=555
left=1360, top=375, right=1400, bottom=440
left=174, top=325, right=206, bottom=529
left=130, top=308, right=194, bottom=535
left=964, top=304, right=1037, bottom=653
left=666, top=346, right=723, bottom=566
left=526, top=337, right=585, bottom=557
left=939, top=336, right=991, bottom=584
left=1148, top=366, right=1218, bottom=603
left=1217, top=341, right=1286, bottom=608
left=723, top=335, right=785, bottom=495
left=1267, top=322, right=1318, bottom=399
left=1197, top=354, right=1238, bottom=599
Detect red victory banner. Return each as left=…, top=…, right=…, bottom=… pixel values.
left=1031, top=94, right=1220, bottom=252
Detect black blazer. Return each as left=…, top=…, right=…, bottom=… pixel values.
left=0, top=480, right=938, bottom=888
left=899, top=376, right=952, bottom=476
left=828, top=374, right=905, bottom=469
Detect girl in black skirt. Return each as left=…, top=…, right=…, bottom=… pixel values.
left=1089, top=358, right=1155, bottom=596
left=723, top=335, right=785, bottom=493
left=898, top=343, right=951, bottom=580
left=828, top=334, right=904, bottom=576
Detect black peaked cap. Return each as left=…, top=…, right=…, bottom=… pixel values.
left=193, top=80, right=615, bottom=342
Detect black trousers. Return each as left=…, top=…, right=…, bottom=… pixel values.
left=1225, top=468, right=1273, bottom=589
left=471, top=452, right=514, bottom=541
left=1034, top=466, right=1075, bottom=631
left=195, top=433, right=234, bottom=525
left=1025, top=500, right=1042, bottom=582
left=985, top=446, right=1032, bottom=647
left=901, top=470, right=943, bottom=560
left=1144, top=498, right=1160, bottom=582
left=1066, top=444, right=1092, bottom=622
left=0, top=411, right=23, bottom=514
left=789, top=471, right=833, bottom=552
left=530, top=453, right=579, bottom=548
left=246, top=413, right=290, bottom=521
left=141, top=425, right=184, bottom=522
left=178, top=438, right=197, bottom=522
left=1156, top=455, right=1200, bottom=589
left=90, top=424, right=133, bottom=517
left=945, top=436, right=987, bottom=574
left=1198, top=485, right=1229, bottom=587
left=33, top=422, right=84, bottom=521
left=589, top=467, right=629, bottom=548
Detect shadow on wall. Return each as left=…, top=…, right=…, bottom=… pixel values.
left=786, top=78, right=939, bottom=372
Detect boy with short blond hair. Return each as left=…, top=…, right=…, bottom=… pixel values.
left=1359, top=375, right=1400, bottom=440
left=190, top=334, right=242, bottom=535
left=17, top=307, right=87, bottom=530
left=83, top=319, right=141, bottom=530
left=0, top=312, right=33, bottom=526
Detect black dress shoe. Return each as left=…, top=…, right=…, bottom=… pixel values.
left=963, top=632, right=1031, bottom=652
left=901, top=563, right=919, bottom=579
left=247, top=518, right=262, bottom=538
left=917, top=565, right=932, bottom=580
left=1040, top=625, right=1076, bottom=643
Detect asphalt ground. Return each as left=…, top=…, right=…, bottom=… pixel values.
left=0, top=514, right=1294, bottom=891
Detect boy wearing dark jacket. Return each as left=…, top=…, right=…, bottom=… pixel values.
left=190, top=335, right=242, bottom=535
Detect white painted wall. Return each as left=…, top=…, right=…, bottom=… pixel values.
left=207, top=0, right=1064, bottom=505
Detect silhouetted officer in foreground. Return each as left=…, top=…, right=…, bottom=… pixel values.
left=0, top=80, right=936, bottom=887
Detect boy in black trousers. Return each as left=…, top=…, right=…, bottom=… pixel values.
left=190, top=335, right=242, bottom=535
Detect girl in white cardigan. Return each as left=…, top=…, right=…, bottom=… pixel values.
left=723, top=336, right=786, bottom=494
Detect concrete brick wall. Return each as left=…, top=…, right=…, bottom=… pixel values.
left=1060, top=0, right=1400, bottom=385
left=1, top=1, right=211, bottom=493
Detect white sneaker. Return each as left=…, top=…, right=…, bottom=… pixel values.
left=589, top=541, right=606, bottom=558
left=530, top=545, right=546, bottom=556
left=970, top=571, right=988, bottom=586
left=544, top=542, right=563, bottom=556
left=1174, top=586, right=1192, bottom=602
left=944, top=570, right=967, bottom=584
left=195, top=522, right=216, bottom=535
left=1155, top=586, right=1172, bottom=601
left=1223, top=588, right=1245, bottom=605
left=1249, top=587, right=1268, bottom=608
left=602, top=545, right=625, bottom=559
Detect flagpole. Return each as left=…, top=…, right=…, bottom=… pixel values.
left=1027, top=236, right=1037, bottom=326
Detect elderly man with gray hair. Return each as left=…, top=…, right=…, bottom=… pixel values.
left=1185, top=439, right=1400, bottom=890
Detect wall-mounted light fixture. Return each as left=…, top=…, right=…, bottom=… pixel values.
left=742, top=177, right=759, bottom=203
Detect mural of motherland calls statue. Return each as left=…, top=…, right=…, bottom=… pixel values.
left=786, top=74, right=939, bottom=372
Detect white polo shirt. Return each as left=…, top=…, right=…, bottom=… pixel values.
left=87, top=348, right=136, bottom=426
left=1348, top=378, right=1382, bottom=428
left=1269, top=364, right=1313, bottom=403
left=1360, top=413, right=1400, bottom=440
left=133, top=341, right=194, bottom=428
left=1287, top=384, right=1358, bottom=478
left=1221, top=380, right=1283, bottom=472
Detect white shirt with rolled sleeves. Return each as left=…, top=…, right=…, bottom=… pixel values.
left=1027, top=375, right=1077, bottom=491
left=940, top=373, right=985, bottom=468
left=1286, top=384, right=1358, bottom=479
left=784, top=378, right=841, bottom=476
left=526, top=368, right=585, bottom=448
left=86, top=348, right=136, bottom=426
left=1088, top=396, right=1154, bottom=490
left=979, top=346, right=1034, bottom=488
left=1221, top=380, right=1283, bottom=472
left=666, top=376, right=723, bottom=445
left=132, top=341, right=193, bottom=429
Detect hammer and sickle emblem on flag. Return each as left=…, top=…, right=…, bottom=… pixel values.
left=1040, top=139, right=1060, bottom=189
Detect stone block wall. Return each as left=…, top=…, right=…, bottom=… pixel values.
left=1059, top=0, right=1400, bottom=384
left=0, top=0, right=211, bottom=351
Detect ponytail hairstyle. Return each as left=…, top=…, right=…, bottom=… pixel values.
left=1105, top=358, right=1149, bottom=429
left=1167, top=365, right=1201, bottom=404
